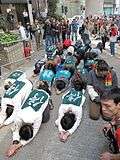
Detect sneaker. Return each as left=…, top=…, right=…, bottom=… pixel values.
left=111, top=55, right=113, bottom=57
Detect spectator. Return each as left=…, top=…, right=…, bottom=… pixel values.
left=32, top=20, right=42, bottom=51
left=43, top=20, right=53, bottom=51
left=100, top=24, right=108, bottom=50
left=109, top=24, right=118, bottom=56
left=6, top=9, right=14, bottom=30
left=22, top=9, right=29, bottom=27
left=71, top=19, right=79, bottom=41
left=18, top=22, right=28, bottom=48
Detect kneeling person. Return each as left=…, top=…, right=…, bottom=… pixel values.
left=54, top=68, right=71, bottom=95
left=55, top=78, right=86, bottom=142
left=0, top=79, right=32, bottom=127
left=4, top=70, right=26, bottom=90
left=6, top=82, right=51, bottom=157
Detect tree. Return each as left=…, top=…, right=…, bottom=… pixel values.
left=47, top=0, right=58, bottom=16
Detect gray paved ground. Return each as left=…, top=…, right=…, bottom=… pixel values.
left=0, top=42, right=120, bottom=160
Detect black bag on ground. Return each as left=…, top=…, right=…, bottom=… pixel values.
left=34, top=60, right=45, bottom=75
left=103, top=126, right=119, bottom=154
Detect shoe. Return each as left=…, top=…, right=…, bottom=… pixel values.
left=111, top=55, right=113, bottom=57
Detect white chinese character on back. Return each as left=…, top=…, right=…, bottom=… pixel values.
left=28, top=93, right=45, bottom=107
left=66, top=92, right=81, bottom=102
left=6, top=84, right=20, bottom=96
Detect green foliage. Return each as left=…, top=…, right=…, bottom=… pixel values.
left=0, top=33, right=18, bottom=44
left=48, top=0, right=58, bottom=16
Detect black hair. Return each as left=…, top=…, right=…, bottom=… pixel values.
left=84, top=52, right=97, bottom=60
left=96, top=59, right=109, bottom=72
left=101, top=88, right=120, bottom=105
left=67, top=52, right=72, bottom=56
left=19, top=124, right=33, bottom=141
left=6, top=104, right=14, bottom=119
left=37, top=81, right=51, bottom=95
left=4, top=81, right=12, bottom=90
left=72, top=78, right=86, bottom=91
left=45, top=63, right=56, bottom=74
left=60, top=112, right=76, bottom=131
left=4, top=85, right=10, bottom=90
left=56, top=80, right=66, bottom=91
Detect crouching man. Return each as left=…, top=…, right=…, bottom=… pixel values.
left=6, top=81, right=51, bottom=157
left=0, top=79, right=33, bottom=128
left=100, top=88, right=120, bottom=160
left=87, top=59, right=118, bottom=121
left=4, top=70, right=26, bottom=91
left=55, top=78, right=86, bottom=142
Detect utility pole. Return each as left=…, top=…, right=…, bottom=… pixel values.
left=27, top=0, right=33, bottom=25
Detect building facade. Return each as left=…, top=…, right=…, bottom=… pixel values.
left=103, top=0, right=116, bottom=15
left=0, top=0, right=47, bottom=24
left=57, top=0, right=85, bottom=18
left=85, top=0, right=104, bottom=16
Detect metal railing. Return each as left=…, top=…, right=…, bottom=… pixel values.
left=1, top=50, right=45, bottom=81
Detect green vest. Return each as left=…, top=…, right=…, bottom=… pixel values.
left=4, top=81, right=25, bottom=99
left=22, top=89, right=49, bottom=112
left=62, top=89, right=82, bottom=106
left=64, top=56, right=76, bottom=67
left=8, top=71, right=24, bottom=80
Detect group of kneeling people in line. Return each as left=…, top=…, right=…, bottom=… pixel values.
left=0, top=42, right=120, bottom=160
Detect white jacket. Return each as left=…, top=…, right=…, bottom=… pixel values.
left=56, top=90, right=86, bottom=135
left=0, top=79, right=32, bottom=126
left=12, top=89, right=50, bottom=146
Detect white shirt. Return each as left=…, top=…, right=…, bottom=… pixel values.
left=23, top=11, right=28, bottom=18
left=12, top=90, right=50, bottom=146
left=19, top=26, right=27, bottom=41
left=87, top=85, right=99, bottom=101
left=56, top=90, right=86, bottom=135
left=0, top=79, right=32, bottom=126
left=110, top=35, right=117, bottom=42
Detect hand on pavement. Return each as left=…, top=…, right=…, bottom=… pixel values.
left=6, top=144, right=22, bottom=157
left=59, top=131, right=70, bottom=142
left=100, top=152, right=113, bottom=160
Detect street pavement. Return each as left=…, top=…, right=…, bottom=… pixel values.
left=0, top=40, right=120, bottom=160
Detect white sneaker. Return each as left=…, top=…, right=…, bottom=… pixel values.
left=111, top=55, right=113, bottom=57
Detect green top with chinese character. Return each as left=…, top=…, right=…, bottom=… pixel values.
left=62, top=89, right=82, bottom=106
left=22, top=89, right=49, bottom=112
left=8, top=71, right=24, bottom=80
left=4, top=81, right=25, bottom=99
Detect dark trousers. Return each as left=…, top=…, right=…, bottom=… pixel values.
left=62, top=32, right=66, bottom=42
left=101, top=36, right=106, bottom=49
left=42, top=104, right=50, bottom=123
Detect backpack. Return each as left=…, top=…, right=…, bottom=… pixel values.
left=103, top=126, right=119, bottom=154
